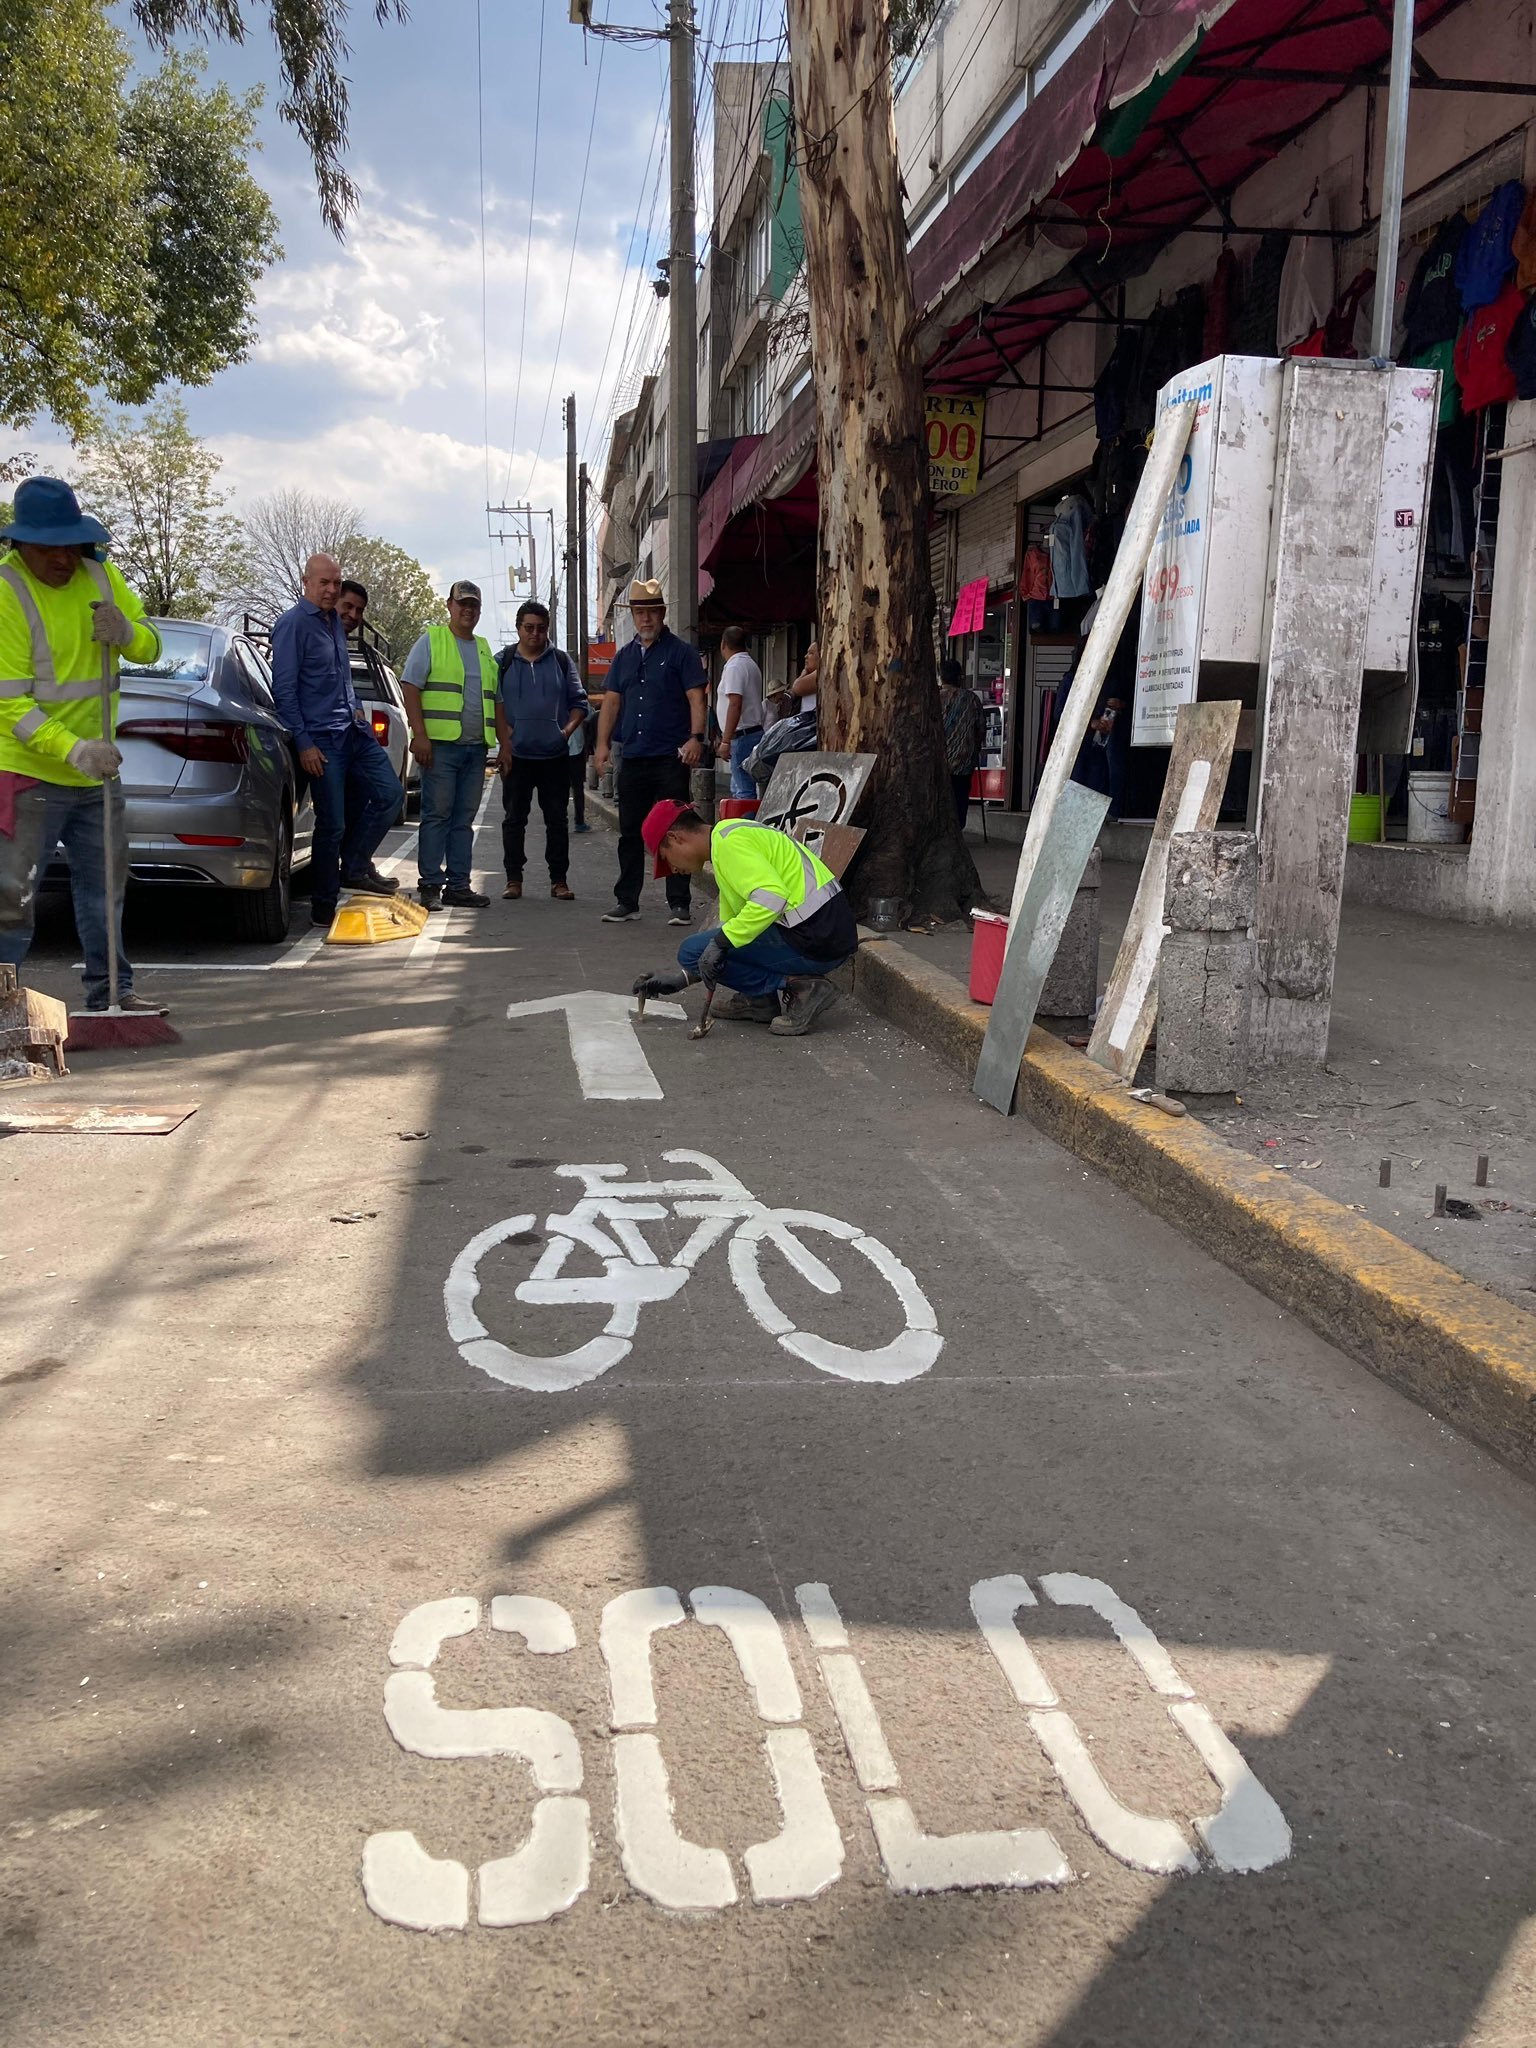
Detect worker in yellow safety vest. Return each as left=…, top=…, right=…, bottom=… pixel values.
left=629, top=801, right=858, bottom=1036
left=0, top=477, right=166, bottom=1015
left=400, top=580, right=498, bottom=910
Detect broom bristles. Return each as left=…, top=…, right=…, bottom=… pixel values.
left=65, top=1010, right=182, bottom=1052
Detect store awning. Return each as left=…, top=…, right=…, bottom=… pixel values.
left=911, top=0, right=1472, bottom=387
left=697, top=386, right=820, bottom=623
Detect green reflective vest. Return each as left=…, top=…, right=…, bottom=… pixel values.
left=423, top=626, right=497, bottom=745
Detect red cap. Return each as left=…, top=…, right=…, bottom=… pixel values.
left=641, top=798, right=693, bottom=855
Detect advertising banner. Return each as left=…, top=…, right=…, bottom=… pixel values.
left=926, top=393, right=985, bottom=498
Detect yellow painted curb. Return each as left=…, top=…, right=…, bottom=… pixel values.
left=855, top=934, right=1536, bottom=1478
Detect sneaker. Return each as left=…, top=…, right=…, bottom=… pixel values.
left=667, top=907, right=693, bottom=928
left=418, top=883, right=443, bottom=911
left=601, top=905, right=641, bottom=923
left=88, top=991, right=170, bottom=1016
left=311, top=903, right=336, bottom=928
left=502, top=877, right=523, bottom=900
left=444, top=885, right=490, bottom=907
left=551, top=882, right=575, bottom=901
left=341, top=866, right=400, bottom=895
left=710, top=991, right=779, bottom=1023
left=574, top=821, right=594, bottom=834
left=768, top=978, right=841, bottom=1037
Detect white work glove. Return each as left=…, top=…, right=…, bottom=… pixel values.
left=67, top=738, right=123, bottom=778
left=90, top=600, right=135, bottom=648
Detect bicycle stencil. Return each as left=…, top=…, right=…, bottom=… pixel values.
left=443, top=1149, right=943, bottom=1392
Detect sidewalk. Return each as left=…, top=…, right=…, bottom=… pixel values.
left=906, top=828, right=1536, bottom=1315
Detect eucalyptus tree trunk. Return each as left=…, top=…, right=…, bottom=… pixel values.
left=785, top=0, right=981, bottom=921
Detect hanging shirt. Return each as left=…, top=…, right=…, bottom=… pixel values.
left=1403, top=215, right=1469, bottom=356
left=1046, top=501, right=1092, bottom=600
left=1506, top=292, right=1536, bottom=400
left=1454, top=180, right=1525, bottom=312
left=1277, top=231, right=1334, bottom=351
left=1513, top=187, right=1536, bottom=292
left=1455, top=281, right=1523, bottom=411
left=1018, top=543, right=1052, bottom=603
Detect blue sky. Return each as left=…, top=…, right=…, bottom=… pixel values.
left=5, top=0, right=724, bottom=642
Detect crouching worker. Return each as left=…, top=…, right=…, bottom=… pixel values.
left=630, top=800, right=856, bottom=1036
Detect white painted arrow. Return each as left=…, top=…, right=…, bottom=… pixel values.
left=505, top=990, right=687, bottom=1101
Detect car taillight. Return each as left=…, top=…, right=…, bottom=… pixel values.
left=369, top=709, right=391, bottom=746
left=118, top=718, right=249, bottom=763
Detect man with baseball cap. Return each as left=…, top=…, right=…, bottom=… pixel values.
left=629, top=800, right=856, bottom=1036
left=593, top=577, right=707, bottom=927
left=400, top=580, right=497, bottom=910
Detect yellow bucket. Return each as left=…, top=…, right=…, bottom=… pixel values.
left=325, top=892, right=430, bottom=945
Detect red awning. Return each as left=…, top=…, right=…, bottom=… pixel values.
left=911, top=0, right=1472, bottom=387
left=697, top=386, right=820, bottom=622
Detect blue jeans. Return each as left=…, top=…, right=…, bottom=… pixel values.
left=678, top=923, right=851, bottom=998
left=728, top=731, right=761, bottom=799
left=308, top=720, right=402, bottom=909
left=418, top=740, right=487, bottom=889
left=0, top=778, right=133, bottom=1007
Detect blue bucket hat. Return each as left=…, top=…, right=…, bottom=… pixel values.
left=0, top=476, right=111, bottom=549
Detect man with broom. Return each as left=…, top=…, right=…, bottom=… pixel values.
left=0, top=477, right=169, bottom=1023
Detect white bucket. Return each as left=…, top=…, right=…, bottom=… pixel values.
left=1406, top=770, right=1465, bottom=844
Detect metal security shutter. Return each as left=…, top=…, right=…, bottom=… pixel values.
left=929, top=512, right=956, bottom=657
left=955, top=472, right=1019, bottom=589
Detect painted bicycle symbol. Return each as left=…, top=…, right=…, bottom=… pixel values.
left=444, top=1150, right=942, bottom=1393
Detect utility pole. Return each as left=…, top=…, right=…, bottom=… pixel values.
left=577, top=461, right=591, bottom=685
left=666, top=0, right=698, bottom=652
left=564, top=394, right=580, bottom=663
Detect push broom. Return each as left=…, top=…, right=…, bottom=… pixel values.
left=65, top=618, right=180, bottom=1053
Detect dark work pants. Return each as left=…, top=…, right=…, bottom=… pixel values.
left=569, top=752, right=587, bottom=827
left=309, top=720, right=402, bottom=910
left=501, top=756, right=571, bottom=882
left=951, top=774, right=972, bottom=829
left=615, top=753, right=690, bottom=913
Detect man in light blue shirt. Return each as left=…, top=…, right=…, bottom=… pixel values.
left=495, top=599, right=587, bottom=901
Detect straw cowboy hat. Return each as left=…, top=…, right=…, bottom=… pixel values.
left=626, top=577, right=666, bottom=608
left=0, top=476, right=111, bottom=550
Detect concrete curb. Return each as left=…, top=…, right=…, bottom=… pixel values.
left=854, top=933, right=1536, bottom=1478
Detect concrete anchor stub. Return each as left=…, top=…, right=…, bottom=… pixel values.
left=1039, top=848, right=1102, bottom=1019
left=1156, top=931, right=1255, bottom=1095
left=1165, top=830, right=1258, bottom=933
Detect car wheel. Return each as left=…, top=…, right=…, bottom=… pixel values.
left=235, top=803, right=293, bottom=943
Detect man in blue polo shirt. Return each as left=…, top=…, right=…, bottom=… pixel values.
left=592, top=577, right=708, bottom=926
left=270, top=551, right=403, bottom=926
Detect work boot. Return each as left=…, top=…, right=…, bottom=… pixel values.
left=502, top=877, right=523, bottom=900
left=418, top=883, right=443, bottom=911
left=710, top=991, right=778, bottom=1023
left=768, top=977, right=840, bottom=1037
left=341, top=865, right=400, bottom=895
left=444, top=885, right=489, bottom=907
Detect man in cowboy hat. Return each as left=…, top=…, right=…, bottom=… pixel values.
left=592, top=577, right=707, bottom=927
left=0, top=476, right=166, bottom=1013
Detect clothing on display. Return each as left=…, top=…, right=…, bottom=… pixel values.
left=1093, top=328, right=1143, bottom=442
left=1230, top=232, right=1286, bottom=356
left=1403, top=213, right=1469, bottom=356
left=1202, top=247, right=1239, bottom=356
left=1018, top=543, right=1052, bottom=603
left=1412, top=338, right=1460, bottom=426
left=1454, top=279, right=1523, bottom=411
left=1454, top=180, right=1525, bottom=311
left=1278, top=228, right=1335, bottom=351
left=1506, top=291, right=1536, bottom=400
left=1514, top=186, right=1536, bottom=292
left=1046, top=497, right=1092, bottom=600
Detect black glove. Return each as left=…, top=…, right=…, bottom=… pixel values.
left=696, top=934, right=730, bottom=990
left=632, top=968, right=689, bottom=1000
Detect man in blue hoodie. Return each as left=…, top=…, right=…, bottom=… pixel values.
left=495, top=599, right=588, bottom=901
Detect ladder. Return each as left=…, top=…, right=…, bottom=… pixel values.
left=1452, top=403, right=1505, bottom=823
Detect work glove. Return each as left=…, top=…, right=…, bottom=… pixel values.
left=696, top=934, right=730, bottom=990
left=90, top=601, right=135, bottom=648
left=632, top=968, right=690, bottom=1001
left=67, top=738, right=123, bottom=778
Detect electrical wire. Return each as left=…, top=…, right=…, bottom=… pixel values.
left=503, top=0, right=549, bottom=501
left=476, top=0, right=494, bottom=594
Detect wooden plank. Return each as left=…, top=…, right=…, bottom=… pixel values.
left=1251, top=360, right=1389, bottom=1064
left=974, top=779, right=1110, bottom=1115
left=0, top=1103, right=199, bottom=1135
left=1085, top=700, right=1241, bottom=1081
left=815, top=823, right=866, bottom=879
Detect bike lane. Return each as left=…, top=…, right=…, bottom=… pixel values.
left=3, top=823, right=1536, bottom=2048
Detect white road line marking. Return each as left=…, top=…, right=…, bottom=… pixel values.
left=691, top=1585, right=803, bottom=1722
left=745, top=1728, right=845, bottom=1905
left=504, top=990, right=687, bottom=1100
left=273, top=827, right=418, bottom=971
left=406, top=781, right=496, bottom=966
left=612, top=1732, right=737, bottom=1912
left=362, top=1831, right=470, bottom=1932
left=600, top=1586, right=686, bottom=1730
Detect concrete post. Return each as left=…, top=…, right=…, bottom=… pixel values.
left=1156, top=830, right=1256, bottom=1095
left=1466, top=397, right=1536, bottom=924
left=1038, top=847, right=1101, bottom=1017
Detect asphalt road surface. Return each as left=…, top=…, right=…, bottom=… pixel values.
left=4, top=812, right=1535, bottom=2048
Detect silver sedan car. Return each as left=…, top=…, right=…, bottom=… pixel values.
left=109, top=620, right=316, bottom=942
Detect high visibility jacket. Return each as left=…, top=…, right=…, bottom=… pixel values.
left=422, top=625, right=497, bottom=745
left=711, top=819, right=857, bottom=962
left=0, top=552, right=160, bottom=786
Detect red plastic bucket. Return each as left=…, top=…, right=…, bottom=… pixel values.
left=969, top=911, right=1008, bottom=1005
left=718, top=798, right=760, bottom=820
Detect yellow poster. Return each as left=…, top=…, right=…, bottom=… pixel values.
left=925, top=393, right=985, bottom=498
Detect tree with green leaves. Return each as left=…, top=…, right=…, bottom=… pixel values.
left=71, top=394, right=247, bottom=619
left=0, top=7, right=281, bottom=433
left=336, top=535, right=440, bottom=663
left=130, top=0, right=406, bottom=234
